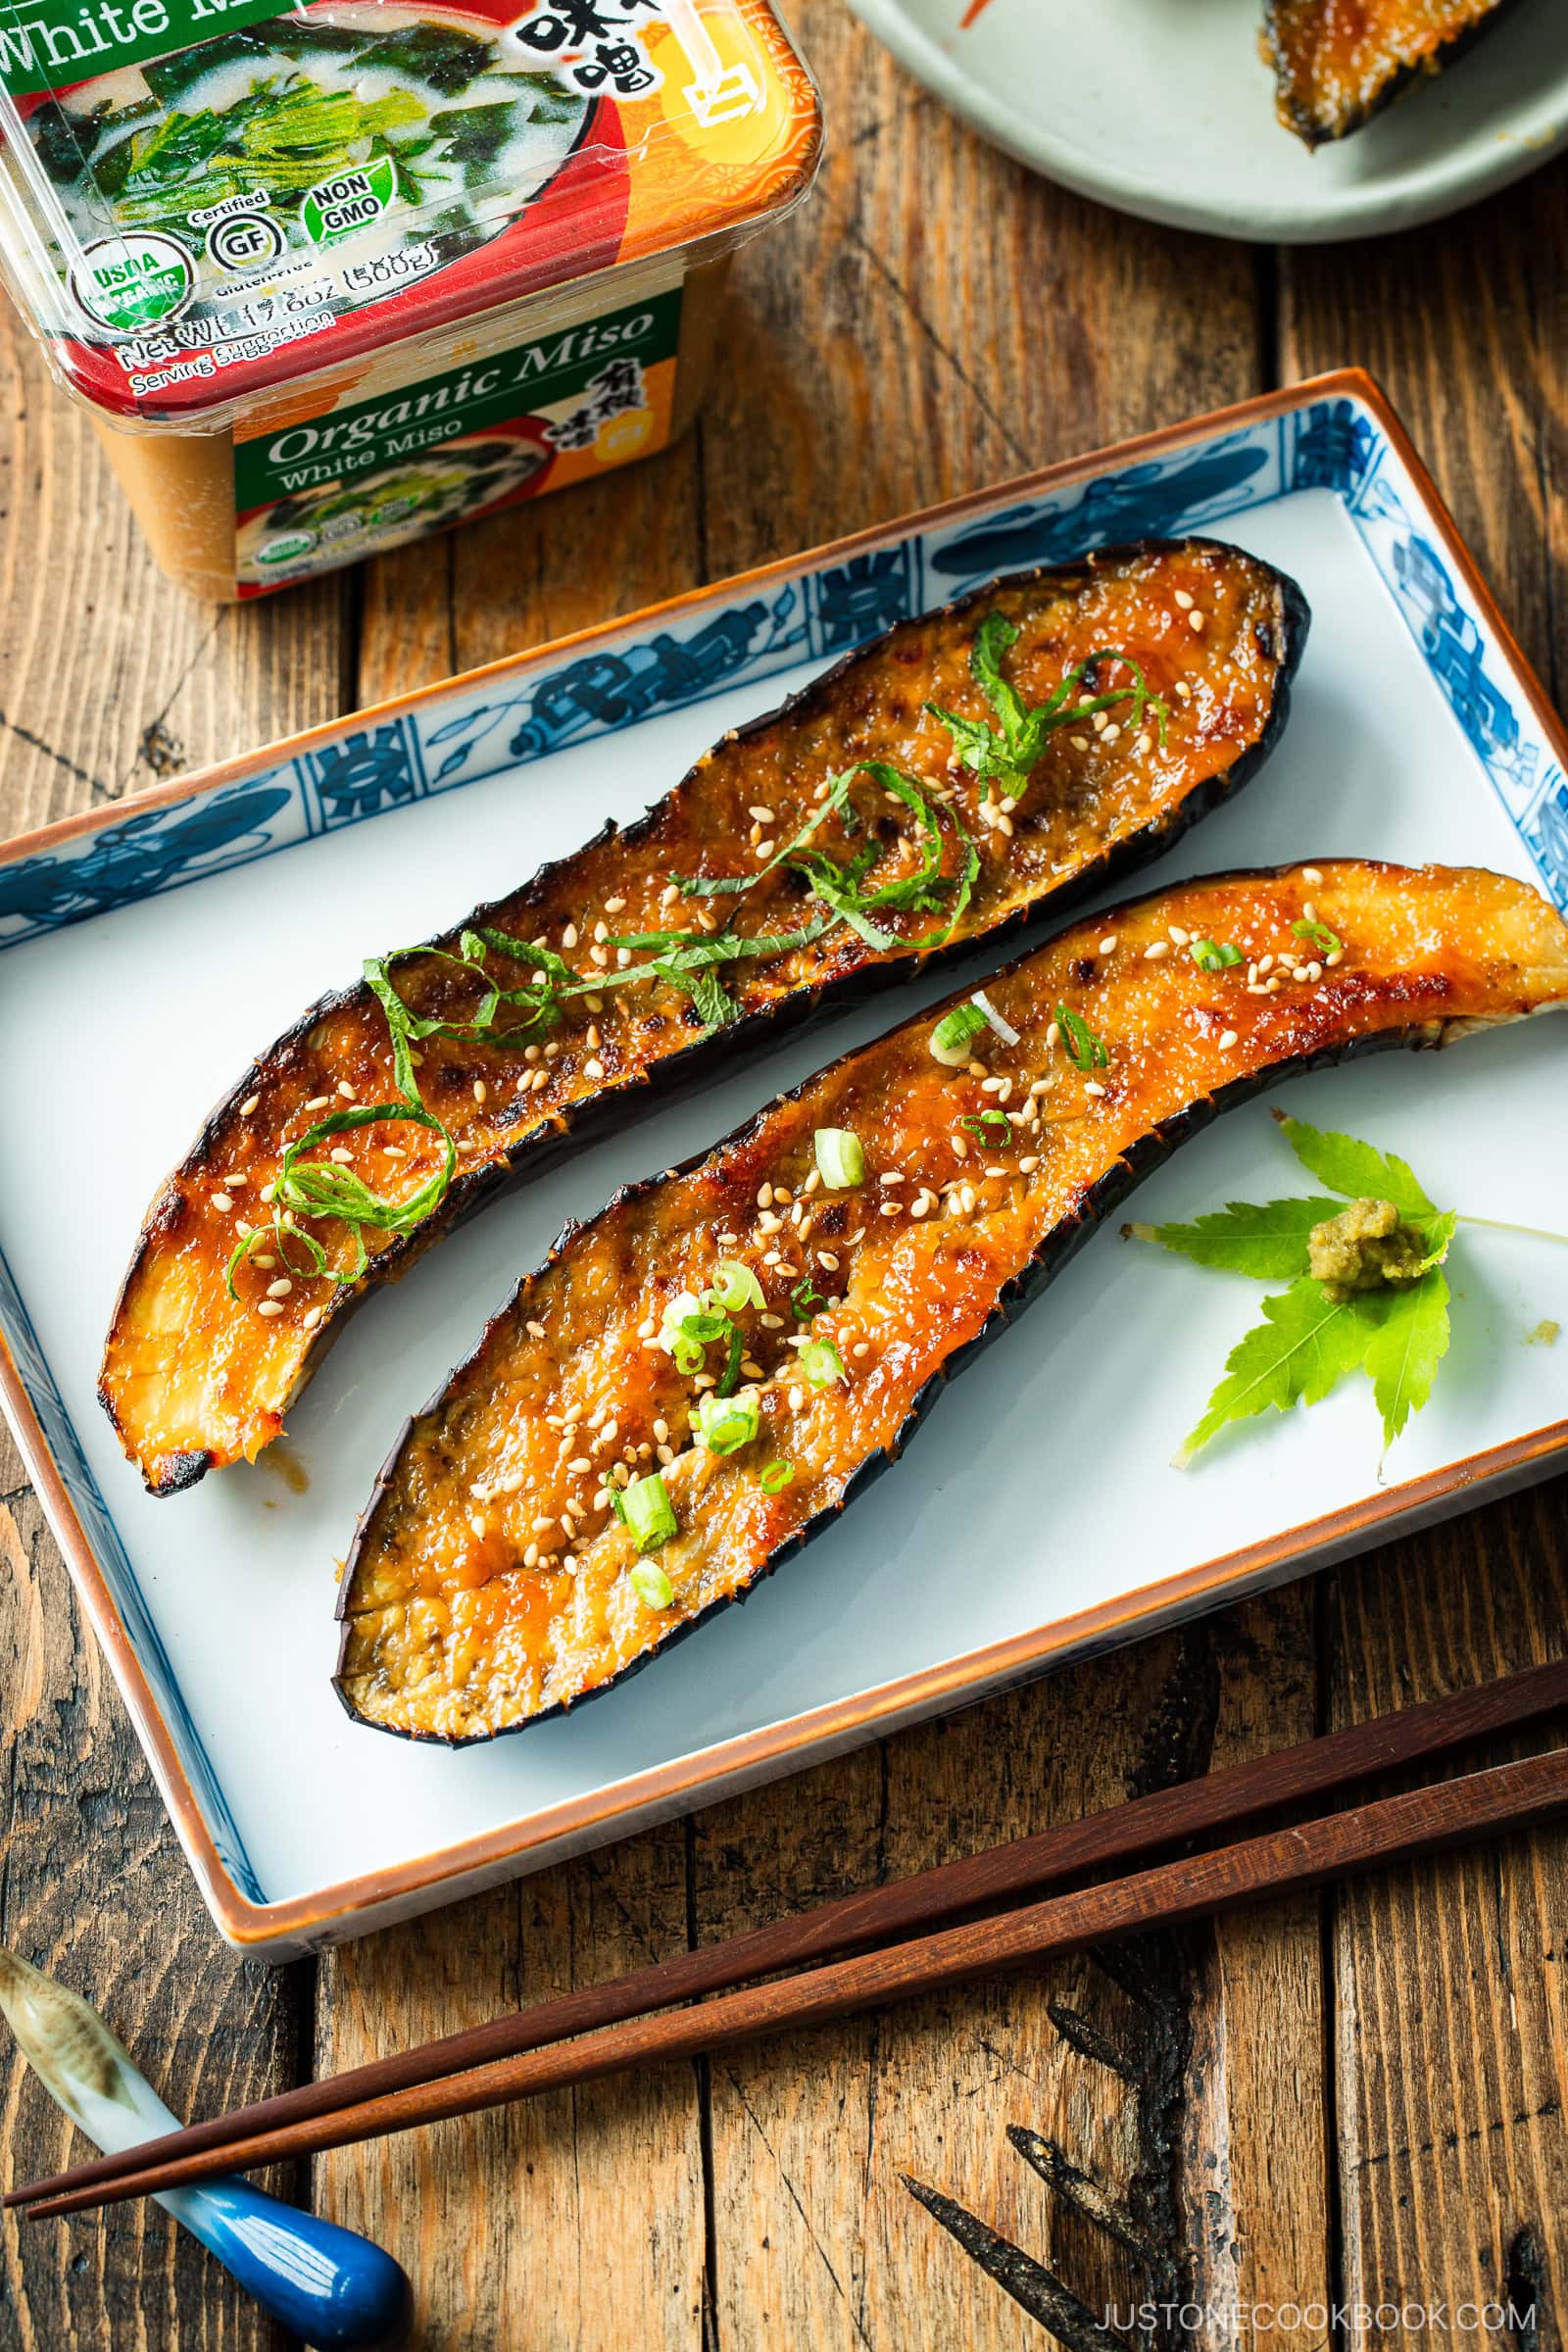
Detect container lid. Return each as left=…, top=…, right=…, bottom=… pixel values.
left=0, top=0, right=819, bottom=421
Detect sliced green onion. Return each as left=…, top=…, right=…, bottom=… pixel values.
left=621, top=1471, right=677, bottom=1553
left=799, top=1337, right=847, bottom=1388
left=930, top=1002, right=989, bottom=1067
left=969, top=988, right=1019, bottom=1048
left=710, top=1258, right=764, bottom=1313
left=695, top=1390, right=760, bottom=1456
left=814, top=1127, right=865, bottom=1190
left=760, top=1458, right=795, bottom=1494
left=960, top=1109, right=1011, bottom=1143
left=1190, top=938, right=1243, bottom=972
left=791, top=1274, right=826, bottom=1322
left=630, top=1560, right=676, bottom=1609
left=1292, top=918, right=1342, bottom=955
left=1055, top=1001, right=1108, bottom=1072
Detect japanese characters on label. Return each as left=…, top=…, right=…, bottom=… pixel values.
left=513, top=0, right=663, bottom=97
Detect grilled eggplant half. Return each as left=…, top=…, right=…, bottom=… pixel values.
left=337, top=860, right=1568, bottom=1743
left=1264, top=0, right=1518, bottom=146
left=102, top=538, right=1306, bottom=1495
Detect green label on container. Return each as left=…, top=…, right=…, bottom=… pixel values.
left=233, top=283, right=684, bottom=592
left=0, top=0, right=298, bottom=100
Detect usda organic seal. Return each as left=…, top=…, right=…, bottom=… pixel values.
left=70, top=234, right=195, bottom=336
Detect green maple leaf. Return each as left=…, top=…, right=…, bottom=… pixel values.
left=1275, top=1114, right=1437, bottom=1221
left=1362, top=1269, right=1450, bottom=1452
left=1127, top=1197, right=1344, bottom=1281
left=1176, top=1276, right=1386, bottom=1466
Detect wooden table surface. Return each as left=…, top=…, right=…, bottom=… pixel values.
left=3, top=8, right=1568, bottom=2345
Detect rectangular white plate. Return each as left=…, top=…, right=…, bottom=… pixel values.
left=4, top=371, right=1567, bottom=1956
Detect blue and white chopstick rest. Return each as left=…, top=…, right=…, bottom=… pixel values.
left=0, top=1949, right=413, bottom=2351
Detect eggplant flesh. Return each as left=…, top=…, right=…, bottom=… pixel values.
left=100, top=538, right=1305, bottom=1495
left=336, top=860, right=1568, bottom=1744
left=1264, top=0, right=1517, bottom=145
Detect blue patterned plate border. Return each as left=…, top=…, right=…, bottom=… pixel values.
left=4, top=368, right=1567, bottom=1951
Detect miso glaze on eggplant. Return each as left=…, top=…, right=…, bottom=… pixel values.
left=335, top=861, right=1568, bottom=1743
left=1264, top=0, right=1518, bottom=145
left=100, top=538, right=1306, bottom=1495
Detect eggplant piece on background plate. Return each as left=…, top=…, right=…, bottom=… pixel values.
left=1264, top=0, right=1522, bottom=145
left=102, top=537, right=1306, bottom=1494
left=336, top=859, right=1568, bottom=1743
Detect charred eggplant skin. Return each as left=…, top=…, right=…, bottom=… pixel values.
left=335, top=861, right=1568, bottom=1745
left=1264, top=0, right=1519, bottom=146
left=101, top=538, right=1307, bottom=1496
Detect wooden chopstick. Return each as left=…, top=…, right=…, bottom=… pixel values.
left=16, top=1708, right=1568, bottom=2221
left=8, top=1657, right=1565, bottom=2220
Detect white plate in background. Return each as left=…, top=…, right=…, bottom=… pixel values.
left=846, top=0, right=1568, bottom=242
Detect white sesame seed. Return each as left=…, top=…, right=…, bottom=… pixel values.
left=473, top=1080, right=487, bottom=1105
left=239, top=1094, right=260, bottom=1118
left=1070, top=734, right=1091, bottom=751
left=257, top=1299, right=283, bottom=1319
left=1102, top=723, right=1120, bottom=746
left=212, top=1192, right=233, bottom=1213
left=1092, top=710, right=1108, bottom=734
left=330, top=1147, right=354, bottom=1164
left=1257, top=955, right=1274, bottom=974
left=1085, top=1080, right=1106, bottom=1098
left=980, top=1076, right=1005, bottom=1096
left=1045, top=1022, right=1059, bottom=1051
left=756, top=839, right=776, bottom=859
left=584, top=1056, right=606, bottom=1081
left=1018, top=1155, right=1040, bottom=1173
left=303, top=1305, right=322, bottom=1330
left=757, top=1184, right=772, bottom=1207
left=336, top=1081, right=357, bottom=1101
left=1219, top=1030, right=1238, bottom=1051
left=1325, top=948, right=1344, bottom=967
left=267, top=1277, right=292, bottom=1299
left=260, top=1182, right=276, bottom=1203
left=1144, top=941, right=1169, bottom=960
left=1301, top=901, right=1317, bottom=924
left=880, top=1201, right=902, bottom=1218
left=305, top=1095, right=331, bottom=1112
left=953, top=1132, right=969, bottom=1158
left=1302, top=866, right=1323, bottom=885
left=532, top=1068, right=550, bottom=1090
left=1306, top=961, right=1322, bottom=982
left=960, top=1185, right=976, bottom=1213
left=879, top=1172, right=906, bottom=1187
left=254, top=1253, right=276, bottom=1270
left=1188, top=611, right=1205, bottom=633
left=803, top=1168, right=821, bottom=1196
left=1168, top=925, right=1189, bottom=947
left=817, top=1250, right=840, bottom=1270
left=590, top=946, right=608, bottom=968
left=749, top=806, right=774, bottom=824
left=604, top=897, right=626, bottom=914
left=568, top=1456, right=592, bottom=1474
left=562, top=923, right=579, bottom=949
left=1099, top=934, right=1118, bottom=955
left=1292, top=966, right=1312, bottom=985
left=1174, top=588, right=1195, bottom=610
left=911, top=1195, right=930, bottom=1219
left=788, top=1385, right=805, bottom=1412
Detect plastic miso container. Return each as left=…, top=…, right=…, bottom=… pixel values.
left=0, top=0, right=820, bottom=597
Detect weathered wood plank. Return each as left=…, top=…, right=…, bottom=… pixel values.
left=0, top=301, right=346, bottom=2352
left=1283, top=159, right=1568, bottom=2330
left=0, top=315, right=347, bottom=827
left=0, top=1488, right=306, bottom=2352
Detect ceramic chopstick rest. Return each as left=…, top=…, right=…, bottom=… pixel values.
left=0, top=1949, right=413, bottom=2350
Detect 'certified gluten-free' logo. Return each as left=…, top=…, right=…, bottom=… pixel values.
left=70, top=233, right=195, bottom=335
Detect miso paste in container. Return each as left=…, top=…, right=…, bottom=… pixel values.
left=0, top=0, right=820, bottom=594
